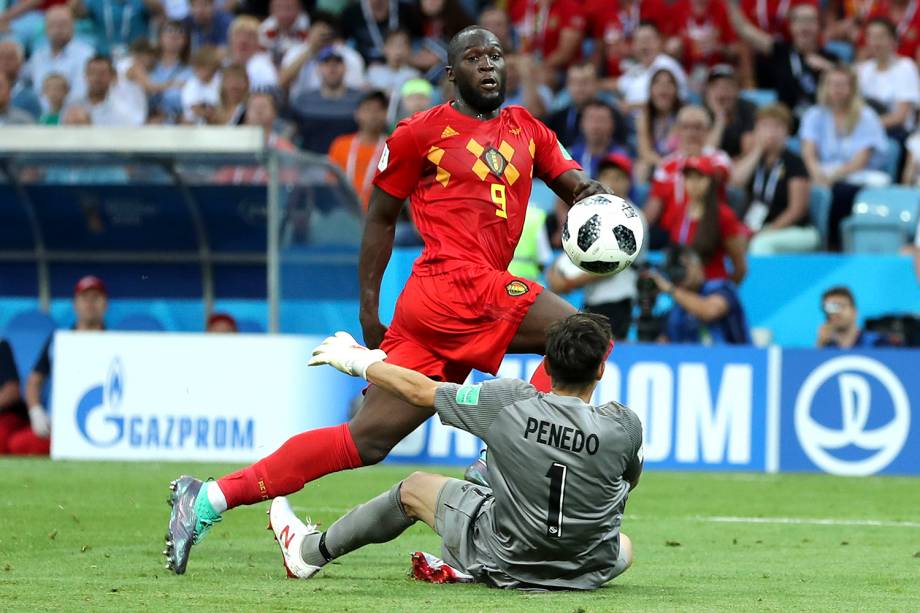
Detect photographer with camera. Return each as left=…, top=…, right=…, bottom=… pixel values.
left=644, top=245, right=750, bottom=345
left=816, top=286, right=890, bottom=349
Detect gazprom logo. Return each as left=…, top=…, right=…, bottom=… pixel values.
left=75, top=359, right=254, bottom=450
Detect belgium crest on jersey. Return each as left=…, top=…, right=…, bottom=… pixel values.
left=481, top=146, right=508, bottom=178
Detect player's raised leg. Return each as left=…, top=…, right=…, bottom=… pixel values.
left=269, top=471, right=451, bottom=579
left=508, top=289, right=579, bottom=392
left=164, top=386, right=433, bottom=574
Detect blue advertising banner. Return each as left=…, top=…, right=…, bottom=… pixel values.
left=779, top=349, right=916, bottom=476
left=387, top=345, right=771, bottom=471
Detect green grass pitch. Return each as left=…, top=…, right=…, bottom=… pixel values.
left=1, top=459, right=918, bottom=612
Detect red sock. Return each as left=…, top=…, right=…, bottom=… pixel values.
left=217, top=423, right=363, bottom=510
left=529, top=339, right=615, bottom=393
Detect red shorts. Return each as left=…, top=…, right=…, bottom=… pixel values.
left=380, top=267, right=543, bottom=383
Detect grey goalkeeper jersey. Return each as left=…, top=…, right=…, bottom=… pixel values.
left=434, top=378, right=643, bottom=590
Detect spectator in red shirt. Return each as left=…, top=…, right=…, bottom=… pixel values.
left=659, top=156, right=749, bottom=282
left=645, top=105, right=732, bottom=231
left=742, top=0, right=795, bottom=38
left=508, top=0, right=586, bottom=82
left=667, top=0, right=740, bottom=87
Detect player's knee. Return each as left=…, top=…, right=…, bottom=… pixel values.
left=398, top=472, right=429, bottom=519
left=349, top=431, right=393, bottom=465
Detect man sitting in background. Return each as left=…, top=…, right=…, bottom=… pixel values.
left=290, top=46, right=362, bottom=153
left=66, top=55, right=146, bottom=126
left=816, top=286, right=890, bottom=349
left=25, top=6, right=95, bottom=104
left=647, top=245, right=750, bottom=345
left=328, top=90, right=389, bottom=209
left=24, top=275, right=109, bottom=455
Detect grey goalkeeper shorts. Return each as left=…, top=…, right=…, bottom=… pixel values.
left=433, top=477, right=631, bottom=590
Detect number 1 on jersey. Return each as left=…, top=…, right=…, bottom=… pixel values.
left=546, top=462, right=567, bottom=538
left=490, top=183, right=507, bottom=219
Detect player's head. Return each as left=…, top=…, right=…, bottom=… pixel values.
left=544, top=313, right=612, bottom=393
left=821, top=286, right=857, bottom=332
left=446, top=26, right=505, bottom=114
left=73, top=275, right=108, bottom=329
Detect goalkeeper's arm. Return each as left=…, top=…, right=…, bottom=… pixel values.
left=364, top=362, right=444, bottom=408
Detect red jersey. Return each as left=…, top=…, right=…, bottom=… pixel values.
left=659, top=199, right=748, bottom=280
left=508, top=0, right=587, bottom=60
left=651, top=147, right=732, bottom=209
left=672, top=0, right=737, bottom=70
left=374, top=103, right=579, bottom=276
left=741, top=0, right=793, bottom=39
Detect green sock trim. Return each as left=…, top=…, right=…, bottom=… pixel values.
left=192, top=482, right=222, bottom=543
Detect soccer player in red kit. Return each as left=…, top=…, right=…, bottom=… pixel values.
left=164, top=26, right=611, bottom=575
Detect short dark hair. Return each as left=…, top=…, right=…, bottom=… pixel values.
left=583, top=98, right=615, bottom=116
left=87, top=54, right=114, bottom=71
left=544, top=313, right=612, bottom=387
left=359, top=89, right=389, bottom=108
left=822, top=286, right=855, bottom=307
left=309, top=10, right=340, bottom=36
left=447, top=26, right=497, bottom=66
left=866, top=16, right=897, bottom=39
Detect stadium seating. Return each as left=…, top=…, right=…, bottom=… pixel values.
left=841, top=186, right=920, bottom=253
left=739, top=89, right=778, bottom=108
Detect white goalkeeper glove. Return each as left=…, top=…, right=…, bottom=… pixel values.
left=308, top=331, right=387, bottom=379
left=28, top=405, right=51, bottom=438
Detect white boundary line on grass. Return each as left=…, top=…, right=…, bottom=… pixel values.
left=694, top=515, right=920, bottom=529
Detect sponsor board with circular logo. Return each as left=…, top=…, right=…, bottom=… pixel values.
left=794, top=355, right=910, bottom=476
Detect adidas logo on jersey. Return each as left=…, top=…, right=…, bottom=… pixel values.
left=441, top=126, right=459, bottom=138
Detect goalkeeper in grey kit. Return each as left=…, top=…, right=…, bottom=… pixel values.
left=269, top=313, right=643, bottom=590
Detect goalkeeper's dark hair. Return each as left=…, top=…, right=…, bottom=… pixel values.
left=544, top=313, right=612, bottom=388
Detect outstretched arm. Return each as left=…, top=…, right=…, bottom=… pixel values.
left=359, top=187, right=404, bottom=348
left=725, top=0, right=774, bottom=55
left=365, top=361, right=442, bottom=408
left=308, top=332, right=442, bottom=406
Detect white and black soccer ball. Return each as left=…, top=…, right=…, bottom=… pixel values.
left=562, top=193, right=644, bottom=275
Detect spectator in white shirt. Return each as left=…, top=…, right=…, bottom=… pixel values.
left=857, top=17, right=920, bottom=139
left=66, top=54, right=146, bottom=126
left=616, top=22, right=688, bottom=111
left=228, top=15, right=278, bottom=91
left=216, top=63, right=249, bottom=124
left=25, top=6, right=95, bottom=103
left=258, top=0, right=310, bottom=66
left=366, top=28, right=420, bottom=95
left=181, top=45, right=222, bottom=123
left=280, top=11, right=365, bottom=98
